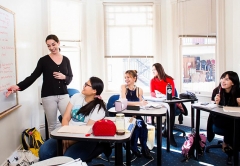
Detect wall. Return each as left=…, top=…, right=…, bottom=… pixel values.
left=0, top=0, right=43, bottom=164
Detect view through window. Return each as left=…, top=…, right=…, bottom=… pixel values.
left=104, top=5, right=153, bottom=91
left=181, top=37, right=216, bottom=93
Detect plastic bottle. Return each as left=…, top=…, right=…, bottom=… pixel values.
left=166, top=83, right=172, bottom=100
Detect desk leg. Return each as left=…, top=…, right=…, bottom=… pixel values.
left=233, top=119, right=240, bottom=165
left=195, top=109, right=200, bottom=160
left=126, top=141, right=131, bottom=166
left=57, top=140, right=63, bottom=156
left=157, top=116, right=162, bottom=166
left=191, top=102, right=195, bottom=129
left=167, top=103, right=176, bottom=148
left=45, top=114, right=49, bottom=140
left=115, top=143, right=123, bottom=166
left=166, top=106, right=170, bottom=152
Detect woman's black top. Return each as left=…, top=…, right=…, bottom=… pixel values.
left=17, top=55, right=73, bottom=98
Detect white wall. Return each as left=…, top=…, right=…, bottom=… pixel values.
left=0, top=0, right=43, bottom=164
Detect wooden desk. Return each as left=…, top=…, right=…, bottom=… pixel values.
left=51, top=117, right=135, bottom=166
left=191, top=104, right=240, bottom=165
left=109, top=107, right=166, bottom=166
left=164, top=98, right=197, bottom=151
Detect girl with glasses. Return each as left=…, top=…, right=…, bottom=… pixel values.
left=39, top=76, right=111, bottom=161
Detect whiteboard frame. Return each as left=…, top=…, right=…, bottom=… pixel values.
left=0, top=5, right=20, bottom=119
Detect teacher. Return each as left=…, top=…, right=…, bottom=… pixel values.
left=6, top=34, right=73, bottom=134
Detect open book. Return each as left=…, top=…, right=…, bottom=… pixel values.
left=145, top=102, right=162, bottom=109
left=223, top=106, right=240, bottom=112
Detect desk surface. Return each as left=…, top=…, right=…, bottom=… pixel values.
left=51, top=117, right=135, bottom=142
left=108, top=107, right=166, bottom=116
left=192, top=104, right=240, bottom=118
left=164, top=98, right=197, bottom=103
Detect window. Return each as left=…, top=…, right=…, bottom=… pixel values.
left=104, top=4, right=153, bottom=91
left=181, top=37, right=216, bottom=94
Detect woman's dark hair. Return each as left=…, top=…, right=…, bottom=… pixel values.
left=125, top=70, right=138, bottom=82
left=219, top=71, right=240, bottom=106
left=45, top=34, right=61, bottom=51
left=152, top=63, right=173, bottom=82
left=77, top=77, right=107, bottom=116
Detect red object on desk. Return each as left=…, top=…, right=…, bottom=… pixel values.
left=92, top=119, right=116, bottom=136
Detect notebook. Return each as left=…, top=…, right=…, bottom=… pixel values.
left=223, top=106, right=240, bottom=112
left=58, top=125, right=92, bottom=134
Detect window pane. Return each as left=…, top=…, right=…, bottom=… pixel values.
left=181, top=38, right=216, bottom=93
left=106, top=58, right=152, bottom=92
left=107, top=27, right=130, bottom=56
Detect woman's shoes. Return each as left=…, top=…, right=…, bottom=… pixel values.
left=222, top=145, right=233, bottom=156
left=226, top=156, right=232, bottom=165
left=132, top=149, right=142, bottom=158
left=141, top=148, right=153, bottom=159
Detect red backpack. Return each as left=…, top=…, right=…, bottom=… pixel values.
left=181, top=133, right=206, bottom=162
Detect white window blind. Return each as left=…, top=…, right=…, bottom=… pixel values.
left=104, top=4, right=153, bottom=57
left=49, top=0, right=81, bottom=41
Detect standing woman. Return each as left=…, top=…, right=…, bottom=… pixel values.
left=207, top=71, right=240, bottom=165
left=120, top=70, right=152, bottom=159
left=6, top=34, right=73, bottom=134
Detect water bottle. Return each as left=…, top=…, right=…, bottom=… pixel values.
left=166, top=83, right=172, bottom=100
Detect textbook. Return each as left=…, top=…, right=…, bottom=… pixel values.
left=223, top=106, right=240, bottom=112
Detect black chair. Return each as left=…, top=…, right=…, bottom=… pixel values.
left=205, top=124, right=225, bottom=152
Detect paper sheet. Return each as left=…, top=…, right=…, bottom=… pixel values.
left=58, top=125, right=92, bottom=134
left=223, top=106, right=240, bottom=112
left=145, top=102, right=162, bottom=109
left=143, top=96, right=166, bottom=102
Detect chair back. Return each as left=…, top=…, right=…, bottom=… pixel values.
left=106, top=94, right=120, bottom=110
left=67, top=88, right=80, bottom=97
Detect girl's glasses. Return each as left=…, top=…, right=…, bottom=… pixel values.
left=84, top=82, right=92, bottom=87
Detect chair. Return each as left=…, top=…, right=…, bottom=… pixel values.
left=67, top=88, right=80, bottom=97
left=205, top=124, right=225, bottom=152
left=106, top=94, right=120, bottom=116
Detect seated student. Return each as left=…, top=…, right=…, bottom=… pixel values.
left=207, top=71, right=240, bottom=165
left=39, top=77, right=109, bottom=161
left=120, top=70, right=152, bottom=159
left=150, top=63, right=184, bottom=147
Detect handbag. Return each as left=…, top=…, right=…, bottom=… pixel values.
left=179, top=91, right=197, bottom=100
left=115, top=98, right=128, bottom=112
left=92, top=119, right=116, bottom=136
left=8, top=150, right=39, bottom=166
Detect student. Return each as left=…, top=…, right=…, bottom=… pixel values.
left=39, top=76, right=108, bottom=161
left=120, top=70, right=152, bottom=159
left=6, top=34, right=73, bottom=133
left=150, top=63, right=182, bottom=147
left=207, top=71, right=240, bottom=164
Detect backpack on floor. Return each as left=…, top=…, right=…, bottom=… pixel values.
left=181, top=132, right=206, bottom=162
left=22, top=127, right=44, bottom=157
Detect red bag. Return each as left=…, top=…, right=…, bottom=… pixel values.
left=92, top=119, right=116, bottom=136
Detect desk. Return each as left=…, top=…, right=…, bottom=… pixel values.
left=164, top=99, right=197, bottom=151
left=50, top=117, right=135, bottom=166
left=191, top=104, right=240, bottom=165
left=109, top=107, right=166, bottom=166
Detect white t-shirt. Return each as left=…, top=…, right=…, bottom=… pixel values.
left=69, top=93, right=105, bottom=125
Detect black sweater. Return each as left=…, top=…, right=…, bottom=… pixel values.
left=17, top=55, right=73, bottom=97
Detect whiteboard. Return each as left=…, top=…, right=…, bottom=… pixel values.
left=0, top=6, right=18, bottom=115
